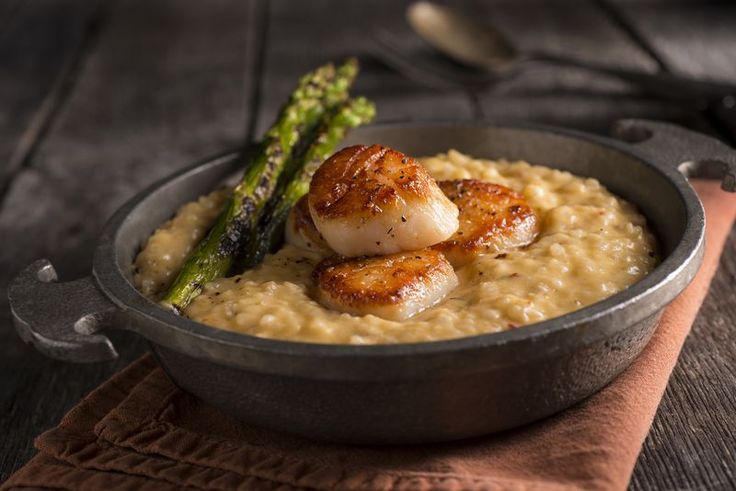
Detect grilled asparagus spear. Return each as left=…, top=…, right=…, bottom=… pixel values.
left=241, top=96, right=376, bottom=269
left=162, top=60, right=358, bottom=311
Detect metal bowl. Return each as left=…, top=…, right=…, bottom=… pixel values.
left=9, top=120, right=736, bottom=444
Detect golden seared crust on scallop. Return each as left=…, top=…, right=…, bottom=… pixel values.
left=310, top=145, right=439, bottom=218
left=285, top=195, right=331, bottom=253
left=312, top=249, right=458, bottom=320
left=433, top=179, right=539, bottom=266
left=308, top=145, right=459, bottom=257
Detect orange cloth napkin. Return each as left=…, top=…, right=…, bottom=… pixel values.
left=3, top=181, right=735, bottom=491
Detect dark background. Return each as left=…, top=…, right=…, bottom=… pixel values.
left=1, top=0, right=735, bottom=488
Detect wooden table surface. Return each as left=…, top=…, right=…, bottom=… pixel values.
left=1, top=0, right=734, bottom=488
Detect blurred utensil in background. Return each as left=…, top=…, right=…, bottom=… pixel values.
left=407, top=2, right=736, bottom=101
left=371, top=1, right=736, bottom=142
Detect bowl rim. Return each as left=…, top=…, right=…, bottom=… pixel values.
left=93, top=120, right=704, bottom=361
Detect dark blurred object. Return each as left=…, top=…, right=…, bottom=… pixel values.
left=406, top=2, right=736, bottom=101
left=371, top=1, right=736, bottom=143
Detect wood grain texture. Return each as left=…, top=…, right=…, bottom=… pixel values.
left=465, top=0, right=713, bottom=133
left=612, top=1, right=736, bottom=82
left=631, top=227, right=736, bottom=491
left=0, top=0, right=263, bottom=480
left=0, top=0, right=105, bottom=198
left=608, top=0, right=736, bottom=149
left=252, top=0, right=474, bottom=136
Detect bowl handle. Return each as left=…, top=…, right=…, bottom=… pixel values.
left=8, top=259, right=119, bottom=362
left=612, top=119, right=736, bottom=192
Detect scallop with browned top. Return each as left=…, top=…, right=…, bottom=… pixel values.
left=308, top=144, right=459, bottom=256
left=434, top=179, right=539, bottom=266
left=313, top=249, right=458, bottom=320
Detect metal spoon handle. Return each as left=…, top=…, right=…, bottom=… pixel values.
left=527, top=51, right=736, bottom=102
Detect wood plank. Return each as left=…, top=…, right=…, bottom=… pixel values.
left=631, top=228, right=736, bottom=491
left=0, top=0, right=263, bottom=480
left=0, top=0, right=103, bottom=199
left=252, top=0, right=474, bottom=136
left=612, top=1, right=736, bottom=81
left=458, top=0, right=715, bottom=133
left=469, top=0, right=658, bottom=71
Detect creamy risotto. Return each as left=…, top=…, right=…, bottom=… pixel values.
left=134, top=150, right=658, bottom=344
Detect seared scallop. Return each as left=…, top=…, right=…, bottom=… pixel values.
left=285, top=195, right=332, bottom=253
left=313, top=249, right=458, bottom=320
left=308, top=145, right=459, bottom=256
left=433, top=179, right=539, bottom=266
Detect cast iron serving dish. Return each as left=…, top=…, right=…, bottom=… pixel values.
left=9, top=120, right=736, bottom=444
